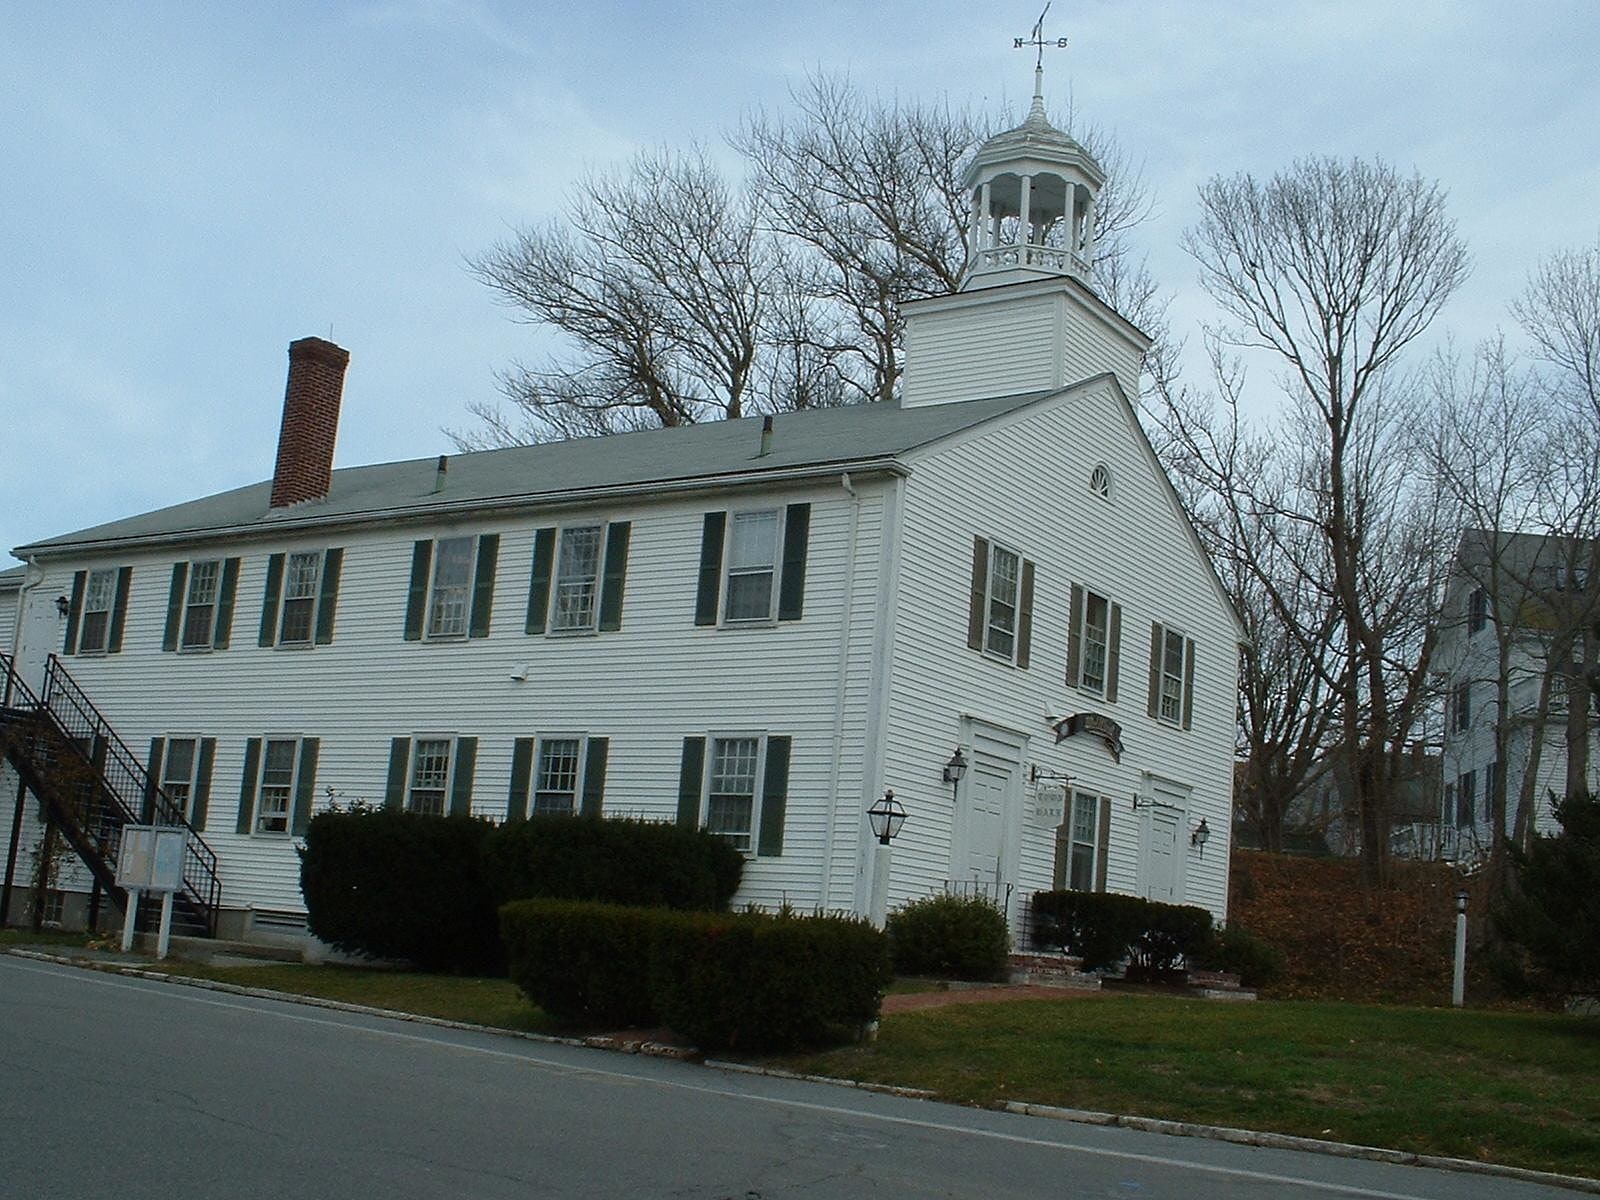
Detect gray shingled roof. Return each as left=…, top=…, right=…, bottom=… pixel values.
left=15, top=390, right=1060, bottom=557
left=0, top=566, right=22, bottom=590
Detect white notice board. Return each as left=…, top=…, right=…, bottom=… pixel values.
left=116, top=826, right=187, bottom=892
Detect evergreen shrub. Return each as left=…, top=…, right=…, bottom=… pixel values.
left=483, top=816, right=743, bottom=911
left=885, top=894, right=1011, bottom=981
left=1193, top=924, right=1284, bottom=987
left=299, top=808, right=502, bottom=973
left=499, top=899, right=675, bottom=1025
left=1030, top=891, right=1215, bottom=973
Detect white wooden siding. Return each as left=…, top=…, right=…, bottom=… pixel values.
left=14, top=478, right=891, bottom=917
left=877, top=382, right=1239, bottom=922
left=0, top=590, right=17, bottom=654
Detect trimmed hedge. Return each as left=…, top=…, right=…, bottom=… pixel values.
left=886, top=894, right=1011, bottom=981
left=1194, top=924, right=1284, bottom=988
left=653, top=911, right=891, bottom=1051
left=500, top=900, right=890, bottom=1050
left=300, top=808, right=502, bottom=973
left=1030, top=891, right=1215, bottom=973
left=483, top=815, right=744, bottom=911
left=499, top=899, right=675, bottom=1025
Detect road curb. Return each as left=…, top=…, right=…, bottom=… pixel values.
left=8, top=947, right=1596, bottom=1194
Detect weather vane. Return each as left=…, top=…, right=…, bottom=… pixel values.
left=1014, top=3, right=1068, bottom=71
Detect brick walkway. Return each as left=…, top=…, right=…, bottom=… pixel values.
left=881, top=984, right=1095, bottom=1014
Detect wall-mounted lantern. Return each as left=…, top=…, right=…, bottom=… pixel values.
left=942, top=748, right=968, bottom=799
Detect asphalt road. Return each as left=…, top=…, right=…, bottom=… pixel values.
left=0, top=956, right=1583, bottom=1200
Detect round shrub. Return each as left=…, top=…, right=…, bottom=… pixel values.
left=886, top=894, right=1011, bottom=981
left=500, top=899, right=675, bottom=1026
left=1197, top=924, right=1285, bottom=988
left=483, top=815, right=744, bottom=911
left=299, top=808, right=501, bottom=973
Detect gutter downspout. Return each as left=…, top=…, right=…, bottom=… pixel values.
left=818, top=472, right=860, bottom=910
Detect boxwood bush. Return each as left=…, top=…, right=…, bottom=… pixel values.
left=499, top=900, right=890, bottom=1050
left=1193, top=924, right=1284, bottom=988
left=299, top=808, right=502, bottom=973
left=1030, top=891, right=1215, bottom=973
left=483, top=815, right=744, bottom=911
left=885, top=894, right=1011, bottom=981
left=651, top=910, right=891, bottom=1052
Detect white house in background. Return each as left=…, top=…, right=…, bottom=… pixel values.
left=1434, top=530, right=1600, bottom=862
left=0, top=80, right=1242, bottom=943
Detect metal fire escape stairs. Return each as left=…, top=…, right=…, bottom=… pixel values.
left=0, top=651, right=221, bottom=937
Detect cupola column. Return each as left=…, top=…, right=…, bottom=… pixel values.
left=1018, top=174, right=1033, bottom=245
left=979, top=180, right=993, bottom=251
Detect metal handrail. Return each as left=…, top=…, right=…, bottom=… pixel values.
left=19, top=653, right=223, bottom=935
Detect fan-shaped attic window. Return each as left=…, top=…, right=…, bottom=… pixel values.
left=1089, top=463, right=1112, bottom=500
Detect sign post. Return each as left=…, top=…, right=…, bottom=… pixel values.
left=116, top=826, right=188, bottom=960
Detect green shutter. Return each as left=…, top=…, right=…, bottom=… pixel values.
left=507, top=737, right=534, bottom=822
left=237, top=737, right=262, bottom=834
left=291, top=738, right=319, bottom=837
left=677, top=737, right=705, bottom=827
left=63, top=571, right=86, bottom=654
left=1147, top=623, right=1163, bottom=719
left=967, top=537, right=988, bottom=650
left=1095, top=797, right=1111, bottom=892
left=108, top=566, right=133, bottom=654
left=403, top=541, right=432, bottom=641
left=385, top=738, right=411, bottom=811
left=1182, top=638, right=1196, bottom=731
left=314, top=548, right=343, bottom=645
left=580, top=737, right=609, bottom=817
left=259, top=553, right=285, bottom=647
left=469, top=535, right=499, bottom=639
left=526, top=527, right=556, bottom=634
left=1106, top=603, right=1122, bottom=703
left=162, top=563, right=188, bottom=652
left=193, top=738, right=216, bottom=831
left=450, top=737, right=478, bottom=814
left=144, top=737, right=165, bottom=824
left=757, top=736, right=791, bottom=857
left=598, top=523, right=631, bottom=632
left=777, top=503, right=810, bottom=622
left=213, top=557, right=241, bottom=649
left=1066, top=584, right=1083, bottom=686
left=694, top=513, right=726, bottom=626
left=1016, top=559, right=1035, bottom=668
left=1052, top=824, right=1069, bottom=890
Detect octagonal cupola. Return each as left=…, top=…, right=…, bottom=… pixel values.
left=961, top=64, right=1104, bottom=291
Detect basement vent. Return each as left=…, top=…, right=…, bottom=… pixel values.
left=251, top=908, right=309, bottom=932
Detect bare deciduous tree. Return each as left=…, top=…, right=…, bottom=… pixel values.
left=1172, top=156, right=1469, bottom=884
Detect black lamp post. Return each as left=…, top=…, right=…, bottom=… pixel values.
left=867, top=790, right=907, bottom=846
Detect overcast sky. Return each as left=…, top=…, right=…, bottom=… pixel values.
left=4, top=1, right=1597, bottom=567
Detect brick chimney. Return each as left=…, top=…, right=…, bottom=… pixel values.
left=270, top=336, right=349, bottom=508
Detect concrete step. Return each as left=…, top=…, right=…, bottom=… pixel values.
left=1007, top=950, right=1102, bottom=990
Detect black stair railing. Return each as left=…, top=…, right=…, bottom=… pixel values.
left=0, top=651, right=222, bottom=936
left=40, top=654, right=222, bottom=936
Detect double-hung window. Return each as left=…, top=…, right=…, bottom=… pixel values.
left=256, top=738, right=300, bottom=834
left=1147, top=622, right=1195, bottom=728
left=1066, top=791, right=1099, bottom=890
left=985, top=544, right=1021, bottom=660
left=1467, top=588, right=1489, bottom=635
left=79, top=569, right=117, bottom=654
left=428, top=538, right=475, bottom=638
left=1159, top=629, right=1186, bottom=723
left=1450, top=681, right=1472, bottom=732
left=1457, top=770, right=1477, bottom=827
left=534, top=738, right=582, bottom=816
left=408, top=738, right=454, bottom=815
left=724, top=511, right=781, bottom=623
left=279, top=552, right=323, bottom=645
left=162, top=737, right=201, bottom=823
left=551, top=527, right=603, bottom=633
left=181, top=560, right=221, bottom=649
left=965, top=536, right=1035, bottom=667
left=1081, top=593, right=1110, bottom=694
left=706, top=736, right=762, bottom=851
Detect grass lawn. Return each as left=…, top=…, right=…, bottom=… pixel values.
left=155, top=962, right=559, bottom=1036
left=0, top=929, right=93, bottom=949
left=773, top=992, right=1600, bottom=1180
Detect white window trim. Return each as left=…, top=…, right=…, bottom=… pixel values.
left=1155, top=623, right=1189, bottom=728
left=179, top=558, right=222, bottom=652
left=161, top=733, right=204, bottom=824
left=407, top=733, right=458, bottom=815
left=78, top=567, right=117, bottom=656
left=982, top=539, right=1023, bottom=665
left=720, top=508, right=785, bottom=628
left=276, top=549, right=324, bottom=649
left=1077, top=587, right=1112, bottom=697
left=700, top=731, right=769, bottom=856
left=548, top=523, right=607, bottom=637
left=1064, top=789, right=1103, bottom=891
left=532, top=733, right=590, bottom=816
left=253, top=734, right=302, bottom=838
left=426, top=536, right=478, bottom=641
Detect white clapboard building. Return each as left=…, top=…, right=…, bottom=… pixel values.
left=0, top=88, right=1242, bottom=942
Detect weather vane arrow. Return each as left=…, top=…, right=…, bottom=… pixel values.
left=1014, top=3, right=1068, bottom=70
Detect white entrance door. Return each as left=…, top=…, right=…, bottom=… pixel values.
left=1145, top=809, right=1180, bottom=903
left=11, top=584, right=57, bottom=697
left=963, top=762, right=1008, bottom=886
